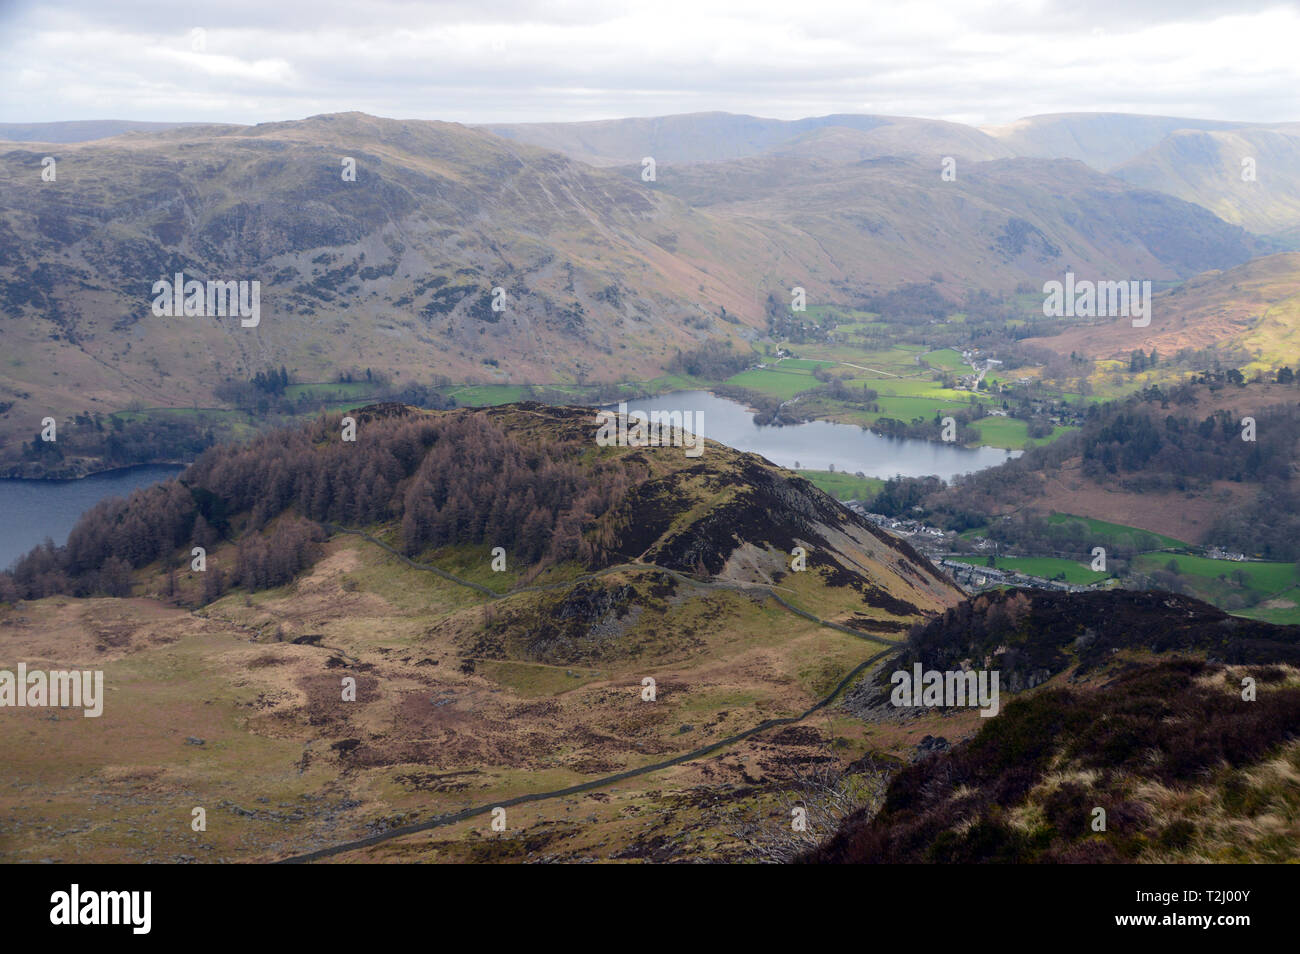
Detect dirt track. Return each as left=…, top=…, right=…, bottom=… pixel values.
left=274, top=526, right=905, bottom=863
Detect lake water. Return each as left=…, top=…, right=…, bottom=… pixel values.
left=612, top=391, right=1017, bottom=481
left=0, top=464, right=184, bottom=571
left=0, top=392, right=1015, bottom=572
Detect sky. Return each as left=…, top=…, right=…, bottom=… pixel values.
left=2, top=0, right=1299, bottom=127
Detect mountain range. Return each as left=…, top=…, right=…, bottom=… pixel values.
left=5, top=102, right=1300, bottom=863
left=3, top=108, right=1296, bottom=467
left=487, top=110, right=1300, bottom=238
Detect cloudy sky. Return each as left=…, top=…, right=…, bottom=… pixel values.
left=2, top=0, right=1299, bottom=126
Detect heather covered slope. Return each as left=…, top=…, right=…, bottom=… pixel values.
left=804, top=588, right=1300, bottom=863
left=7, top=405, right=1298, bottom=863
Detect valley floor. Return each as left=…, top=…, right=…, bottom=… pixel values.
left=0, top=532, right=964, bottom=863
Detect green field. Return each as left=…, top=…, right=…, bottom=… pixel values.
left=796, top=470, right=884, bottom=502
left=1131, top=553, right=1298, bottom=593
left=1236, top=587, right=1300, bottom=625
left=1129, top=552, right=1298, bottom=615
left=723, top=367, right=819, bottom=401
left=800, top=344, right=922, bottom=375
left=970, top=416, right=1028, bottom=447
left=921, top=348, right=968, bottom=372
left=871, top=378, right=966, bottom=398
left=638, top=373, right=705, bottom=394
left=971, top=416, right=1076, bottom=450
left=773, top=358, right=835, bottom=372
left=441, top=384, right=531, bottom=406
left=283, top=381, right=379, bottom=402
left=870, top=394, right=967, bottom=417
left=1046, top=513, right=1189, bottom=551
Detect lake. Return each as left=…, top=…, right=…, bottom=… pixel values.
left=0, top=464, right=184, bottom=571
left=612, top=390, right=1017, bottom=480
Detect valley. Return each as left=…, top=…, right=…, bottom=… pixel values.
left=2, top=109, right=1291, bottom=478
left=4, top=105, right=1300, bottom=868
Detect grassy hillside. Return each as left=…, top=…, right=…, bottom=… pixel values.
left=1115, top=127, right=1300, bottom=239
left=0, top=403, right=965, bottom=863
left=981, top=112, right=1247, bottom=171
left=1038, top=252, right=1300, bottom=380
left=796, top=470, right=884, bottom=502
left=0, top=112, right=773, bottom=470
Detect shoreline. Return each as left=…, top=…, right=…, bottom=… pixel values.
left=0, top=384, right=1029, bottom=482
left=0, top=460, right=189, bottom=483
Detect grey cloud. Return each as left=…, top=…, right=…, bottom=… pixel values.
left=2, top=0, right=1298, bottom=125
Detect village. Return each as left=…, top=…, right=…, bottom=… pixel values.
left=847, top=503, right=1102, bottom=594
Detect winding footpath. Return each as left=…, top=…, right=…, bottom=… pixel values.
left=273, top=525, right=903, bottom=863
left=321, top=524, right=897, bottom=647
